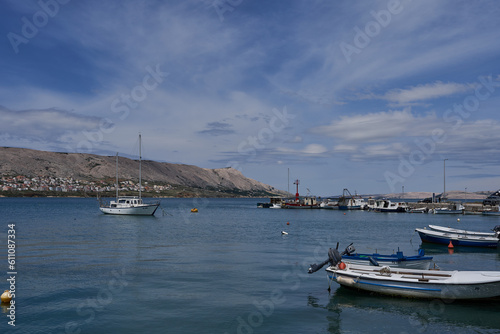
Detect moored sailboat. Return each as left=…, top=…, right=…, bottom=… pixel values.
left=99, top=134, right=160, bottom=216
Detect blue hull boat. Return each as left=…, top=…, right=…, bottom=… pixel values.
left=341, top=249, right=433, bottom=270
left=416, top=228, right=499, bottom=248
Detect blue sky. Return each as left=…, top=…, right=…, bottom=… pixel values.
left=1, top=0, right=500, bottom=196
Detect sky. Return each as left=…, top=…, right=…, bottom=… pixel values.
left=1, top=0, right=500, bottom=196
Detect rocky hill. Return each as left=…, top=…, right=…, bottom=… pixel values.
left=0, top=147, right=286, bottom=197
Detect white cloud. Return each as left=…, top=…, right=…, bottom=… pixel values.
left=382, top=82, right=472, bottom=104
left=311, top=109, right=437, bottom=143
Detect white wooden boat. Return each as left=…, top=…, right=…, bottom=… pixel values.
left=408, top=207, right=428, bottom=213
left=320, top=199, right=339, bottom=209
left=432, top=203, right=464, bottom=214
left=99, top=134, right=160, bottom=216
left=325, top=263, right=500, bottom=299
left=428, top=225, right=499, bottom=237
left=415, top=228, right=499, bottom=248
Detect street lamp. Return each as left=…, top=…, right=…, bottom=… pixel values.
left=443, top=159, right=448, bottom=201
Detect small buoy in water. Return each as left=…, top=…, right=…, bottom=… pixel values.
left=281, top=231, right=288, bottom=235
left=1, top=290, right=12, bottom=303
left=287, top=222, right=290, bottom=225
left=448, top=240, right=454, bottom=249
left=457, top=218, right=460, bottom=222
left=343, top=213, right=346, bottom=215
left=338, top=262, right=346, bottom=270
left=191, top=208, right=198, bottom=213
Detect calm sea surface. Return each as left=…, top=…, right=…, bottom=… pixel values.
left=1, top=197, right=499, bottom=334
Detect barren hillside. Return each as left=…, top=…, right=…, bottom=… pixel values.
left=0, top=147, right=285, bottom=195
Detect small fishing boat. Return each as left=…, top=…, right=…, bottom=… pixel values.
left=282, top=179, right=320, bottom=209
left=309, top=248, right=500, bottom=299
left=341, top=248, right=433, bottom=270
left=375, top=200, right=409, bottom=213
left=415, top=227, right=499, bottom=248
left=428, top=225, right=500, bottom=237
left=409, top=207, right=428, bottom=213
left=308, top=244, right=433, bottom=271
left=337, top=189, right=365, bottom=210
left=319, top=199, right=339, bottom=209
left=431, top=203, right=464, bottom=214
left=325, top=263, right=500, bottom=299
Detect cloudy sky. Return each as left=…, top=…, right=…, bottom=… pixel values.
left=1, top=0, right=500, bottom=196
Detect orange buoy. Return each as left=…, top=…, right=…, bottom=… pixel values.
left=338, top=262, right=346, bottom=270
left=343, top=212, right=346, bottom=215
left=287, top=222, right=289, bottom=225
left=1, top=290, right=12, bottom=303
left=448, top=240, right=454, bottom=248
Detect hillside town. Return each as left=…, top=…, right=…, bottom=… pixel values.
left=0, top=175, right=172, bottom=194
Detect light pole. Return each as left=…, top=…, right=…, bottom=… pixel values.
left=443, top=159, right=448, bottom=201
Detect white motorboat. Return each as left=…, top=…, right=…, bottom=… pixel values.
left=415, top=228, right=499, bottom=248
left=432, top=203, right=464, bottom=214
left=375, top=200, right=408, bottom=213
left=337, top=189, right=365, bottom=210
left=99, top=134, right=160, bottom=216
left=409, top=207, right=428, bottom=213
left=325, top=262, right=500, bottom=300
left=320, top=199, right=339, bottom=209
left=428, top=225, right=499, bottom=237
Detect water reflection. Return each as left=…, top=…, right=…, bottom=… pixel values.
left=310, top=287, right=500, bottom=332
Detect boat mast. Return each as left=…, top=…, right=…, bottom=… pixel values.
left=115, top=152, right=119, bottom=200
left=139, top=133, right=142, bottom=199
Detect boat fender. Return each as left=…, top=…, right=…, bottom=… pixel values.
left=1, top=290, right=12, bottom=303
left=368, top=256, right=379, bottom=266
left=379, top=266, right=391, bottom=276
left=336, top=276, right=355, bottom=286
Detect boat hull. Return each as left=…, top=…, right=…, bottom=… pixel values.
left=327, top=265, right=500, bottom=299
left=416, top=228, right=499, bottom=248
left=283, top=204, right=319, bottom=209
left=100, top=203, right=159, bottom=216
left=433, top=210, right=463, bottom=214
left=338, top=205, right=362, bottom=210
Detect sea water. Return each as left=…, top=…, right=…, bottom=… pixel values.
left=0, top=197, right=499, bottom=333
